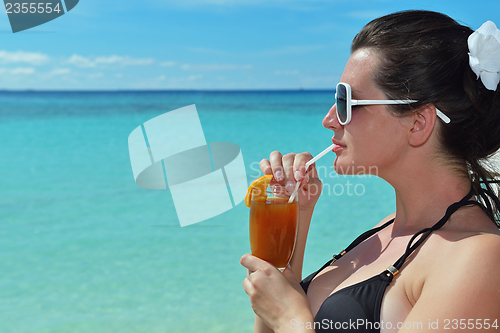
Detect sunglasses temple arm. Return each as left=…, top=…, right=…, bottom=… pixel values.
left=435, top=108, right=451, bottom=124
left=351, top=99, right=418, bottom=105
left=351, top=100, right=451, bottom=123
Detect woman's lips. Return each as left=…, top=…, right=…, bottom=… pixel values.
left=332, top=141, right=345, bottom=152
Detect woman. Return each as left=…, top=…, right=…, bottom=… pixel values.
left=241, top=10, right=500, bottom=333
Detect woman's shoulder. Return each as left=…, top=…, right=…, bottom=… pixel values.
left=439, top=207, right=500, bottom=243
left=403, top=208, right=500, bottom=288
left=426, top=210, right=500, bottom=281
left=442, top=228, right=500, bottom=262
left=432, top=207, right=500, bottom=255
left=403, top=220, right=500, bottom=322
left=401, top=210, right=500, bottom=314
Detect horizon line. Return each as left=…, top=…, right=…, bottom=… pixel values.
left=0, top=88, right=336, bottom=93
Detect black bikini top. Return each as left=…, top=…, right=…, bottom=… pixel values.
left=300, top=188, right=483, bottom=332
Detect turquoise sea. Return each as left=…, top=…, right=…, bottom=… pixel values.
left=0, top=91, right=395, bottom=333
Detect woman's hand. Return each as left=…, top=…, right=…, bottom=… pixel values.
left=240, top=254, right=315, bottom=332
left=259, top=151, right=323, bottom=212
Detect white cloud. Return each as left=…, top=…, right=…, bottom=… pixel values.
left=96, top=55, right=155, bottom=66
left=132, top=74, right=204, bottom=89
left=68, top=54, right=155, bottom=67
left=11, top=67, right=35, bottom=75
left=36, top=68, right=71, bottom=80
left=67, top=54, right=93, bottom=67
left=186, top=74, right=202, bottom=81
left=0, top=50, right=49, bottom=65
left=180, top=63, right=252, bottom=71
left=0, top=67, right=36, bottom=75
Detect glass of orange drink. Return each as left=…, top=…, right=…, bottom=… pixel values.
left=245, top=175, right=299, bottom=269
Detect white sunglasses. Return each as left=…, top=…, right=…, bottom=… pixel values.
left=335, top=82, right=451, bottom=125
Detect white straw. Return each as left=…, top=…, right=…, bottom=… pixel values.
left=288, top=143, right=335, bottom=203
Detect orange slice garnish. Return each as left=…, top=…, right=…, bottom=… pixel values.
left=245, top=174, right=273, bottom=207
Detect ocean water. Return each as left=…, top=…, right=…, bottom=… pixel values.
left=0, top=91, right=395, bottom=333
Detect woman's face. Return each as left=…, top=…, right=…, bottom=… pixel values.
left=322, top=48, right=412, bottom=178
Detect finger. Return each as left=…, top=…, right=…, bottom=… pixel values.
left=304, top=163, right=320, bottom=183
left=259, top=158, right=272, bottom=176
left=269, top=151, right=285, bottom=182
left=293, top=152, right=314, bottom=181
left=242, top=277, right=255, bottom=296
left=281, top=153, right=296, bottom=181
left=279, top=153, right=297, bottom=193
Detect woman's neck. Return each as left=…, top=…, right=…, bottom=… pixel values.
left=384, top=157, right=471, bottom=235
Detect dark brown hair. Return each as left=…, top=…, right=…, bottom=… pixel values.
left=352, top=10, right=500, bottom=226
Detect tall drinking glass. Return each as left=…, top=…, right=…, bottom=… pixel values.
left=249, top=186, right=299, bottom=269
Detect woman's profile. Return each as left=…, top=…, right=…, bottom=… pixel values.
left=241, top=10, right=500, bottom=333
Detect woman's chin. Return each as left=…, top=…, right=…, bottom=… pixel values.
left=333, top=157, right=352, bottom=175
left=334, top=157, right=379, bottom=177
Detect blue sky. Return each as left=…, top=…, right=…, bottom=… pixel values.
left=0, top=0, right=499, bottom=90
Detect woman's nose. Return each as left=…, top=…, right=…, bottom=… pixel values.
left=322, top=104, right=342, bottom=130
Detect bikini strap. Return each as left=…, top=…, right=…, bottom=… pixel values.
left=305, top=187, right=484, bottom=286
left=332, top=218, right=395, bottom=262
left=387, top=187, right=481, bottom=276
left=304, top=218, right=395, bottom=281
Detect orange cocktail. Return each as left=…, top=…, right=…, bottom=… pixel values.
left=249, top=189, right=298, bottom=269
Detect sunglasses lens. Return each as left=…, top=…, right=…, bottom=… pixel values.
left=336, top=84, right=348, bottom=124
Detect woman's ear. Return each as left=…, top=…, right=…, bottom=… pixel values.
left=408, top=105, right=438, bottom=147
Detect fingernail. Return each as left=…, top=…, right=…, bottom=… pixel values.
left=306, top=174, right=310, bottom=183
left=275, top=170, right=284, bottom=181
left=294, top=170, right=302, bottom=181
left=285, top=180, right=294, bottom=192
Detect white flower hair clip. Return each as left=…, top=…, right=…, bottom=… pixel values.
left=468, top=21, right=500, bottom=91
